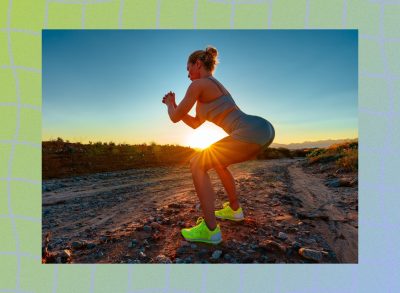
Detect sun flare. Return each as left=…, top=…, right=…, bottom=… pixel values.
left=185, top=124, right=227, bottom=150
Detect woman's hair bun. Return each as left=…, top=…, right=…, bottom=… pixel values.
left=205, top=46, right=218, bottom=58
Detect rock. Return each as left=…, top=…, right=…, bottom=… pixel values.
left=325, top=178, right=341, bottom=188
left=176, top=247, right=186, bottom=254
left=291, top=241, right=302, bottom=250
left=155, top=254, right=172, bottom=264
left=168, top=203, right=182, bottom=209
left=287, top=226, right=298, bottom=233
left=128, top=239, right=138, bottom=248
left=150, top=222, right=162, bottom=230
left=249, top=243, right=258, bottom=250
left=198, top=248, right=208, bottom=258
left=129, top=259, right=141, bottom=264
left=139, top=251, right=146, bottom=258
left=319, top=164, right=330, bottom=172
left=71, top=241, right=87, bottom=250
left=211, top=250, right=222, bottom=260
left=223, top=254, right=232, bottom=261
left=278, top=232, right=288, bottom=240
left=259, top=240, right=286, bottom=253
left=261, top=255, right=269, bottom=263
left=55, top=249, right=71, bottom=263
left=299, top=237, right=317, bottom=245
left=298, top=248, right=323, bottom=262
left=87, top=243, right=96, bottom=249
left=190, top=244, right=197, bottom=249
left=184, top=256, right=193, bottom=263
left=175, top=258, right=184, bottom=264
left=143, top=225, right=152, bottom=232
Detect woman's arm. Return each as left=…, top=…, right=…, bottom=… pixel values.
left=164, top=81, right=201, bottom=123
left=173, top=102, right=205, bottom=129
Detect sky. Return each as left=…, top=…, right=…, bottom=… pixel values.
left=43, top=30, right=358, bottom=148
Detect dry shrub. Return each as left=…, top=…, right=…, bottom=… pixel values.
left=336, top=148, right=358, bottom=171
left=307, top=141, right=358, bottom=169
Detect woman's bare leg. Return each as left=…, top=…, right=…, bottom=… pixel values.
left=190, top=160, right=217, bottom=230
left=190, top=136, right=262, bottom=231
left=214, top=166, right=240, bottom=211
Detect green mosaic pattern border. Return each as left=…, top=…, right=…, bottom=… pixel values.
left=0, top=0, right=399, bottom=292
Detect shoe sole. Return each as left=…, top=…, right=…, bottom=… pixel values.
left=215, top=214, right=244, bottom=222
left=182, top=237, right=222, bottom=245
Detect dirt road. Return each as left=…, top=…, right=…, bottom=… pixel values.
left=42, top=158, right=358, bottom=263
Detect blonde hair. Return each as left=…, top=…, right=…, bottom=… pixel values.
left=188, top=46, right=219, bottom=73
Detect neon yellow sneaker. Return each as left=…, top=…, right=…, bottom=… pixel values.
left=181, top=217, right=222, bottom=244
left=215, top=202, right=244, bottom=221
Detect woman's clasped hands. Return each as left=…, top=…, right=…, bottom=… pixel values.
left=162, top=91, right=175, bottom=106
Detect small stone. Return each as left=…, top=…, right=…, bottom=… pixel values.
left=176, top=247, right=186, bottom=254
left=325, top=178, right=341, bottom=188
left=54, top=249, right=71, bottom=263
left=168, top=203, right=182, bottom=209
left=143, top=225, right=152, bottom=232
left=223, top=254, right=232, bottom=260
left=211, top=250, right=222, bottom=260
left=128, top=239, right=138, bottom=248
left=155, top=254, right=172, bottom=264
left=190, top=244, right=197, bottom=249
left=291, top=241, right=302, bottom=250
left=150, top=222, right=162, bottom=230
left=184, top=256, right=192, bottom=263
left=139, top=251, right=146, bottom=258
left=129, top=259, right=141, bottom=264
left=259, top=240, right=286, bottom=253
left=87, top=243, right=96, bottom=249
left=260, top=255, right=269, bottom=263
left=198, top=248, right=208, bottom=258
left=71, top=241, right=86, bottom=250
left=175, top=258, right=184, bottom=264
left=299, top=237, right=317, bottom=245
left=278, top=232, right=288, bottom=240
left=249, top=243, right=258, bottom=250
left=298, top=248, right=323, bottom=262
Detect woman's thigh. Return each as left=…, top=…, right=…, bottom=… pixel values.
left=191, top=136, right=262, bottom=171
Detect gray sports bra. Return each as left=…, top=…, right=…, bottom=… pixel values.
left=196, top=76, right=246, bottom=134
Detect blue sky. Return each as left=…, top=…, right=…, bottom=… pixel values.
left=43, top=30, right=357, bottom=147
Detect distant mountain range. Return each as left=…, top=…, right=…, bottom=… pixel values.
left=270, top=138, right=358, bottom=150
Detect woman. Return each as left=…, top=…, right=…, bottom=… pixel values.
left=162, top=46, right=275, bottom=244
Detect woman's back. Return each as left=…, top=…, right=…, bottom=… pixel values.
left=197, top=76, right=231, bottom=103
left=196, top=76, right=245, bottom=134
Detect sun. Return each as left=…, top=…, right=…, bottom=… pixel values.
left=185, top=124, right=227, bottom=150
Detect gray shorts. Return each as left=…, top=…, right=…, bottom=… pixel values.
left=229, top=115, right=275, bottom=147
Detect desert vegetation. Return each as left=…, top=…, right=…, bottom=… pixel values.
left=43, top=138, right=358, bottom=179
left=306, top=141, right=358, bottom=172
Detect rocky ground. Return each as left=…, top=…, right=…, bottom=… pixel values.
left=42, top=158, right=358, bottom=264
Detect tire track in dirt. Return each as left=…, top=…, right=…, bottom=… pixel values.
left=287, top=161, right=358, bottom=263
